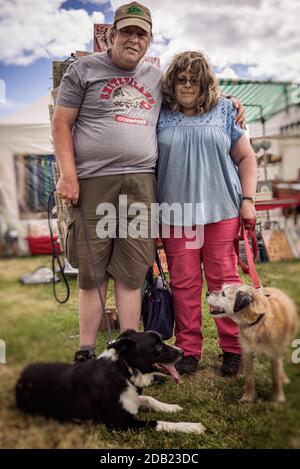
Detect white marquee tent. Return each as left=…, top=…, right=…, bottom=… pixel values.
left=0, top=95, right=53, bottom=249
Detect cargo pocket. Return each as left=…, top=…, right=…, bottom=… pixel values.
left=65, top=216, right=79, bottom=268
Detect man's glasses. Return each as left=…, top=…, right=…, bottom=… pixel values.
left=175, top=76, right=200, bottom=87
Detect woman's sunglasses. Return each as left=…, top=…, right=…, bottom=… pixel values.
left=175, top=76, right=200, bottom=86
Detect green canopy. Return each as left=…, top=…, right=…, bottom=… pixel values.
left=219, top=80, right=299, bottom=123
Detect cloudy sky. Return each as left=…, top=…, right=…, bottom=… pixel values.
left=0, top=0, right=299, bottom=117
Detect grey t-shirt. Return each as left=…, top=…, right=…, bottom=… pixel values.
left=56, top=52, right=162, bottom=178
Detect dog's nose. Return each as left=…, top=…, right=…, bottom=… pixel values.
left=206, top=291, right=210, bottom=298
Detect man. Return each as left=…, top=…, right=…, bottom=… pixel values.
left=53, top=2, right=161, bottom=363
left=52, top=2, right=245, bottom=363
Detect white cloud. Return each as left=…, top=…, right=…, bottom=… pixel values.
left=0, top=0, right=299, bottom=81
left=111, top=0, right=300, bottom=81
left=217, top=67, right=238, bottom=80
left=0, top=0, right=104, bottom=65
left=0, top=78, right=6, bottom=104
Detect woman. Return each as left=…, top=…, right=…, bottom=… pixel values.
left=156, top=51, right=257, bottom=376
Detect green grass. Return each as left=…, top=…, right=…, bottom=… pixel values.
left=0, top=256, right=299, bottom=448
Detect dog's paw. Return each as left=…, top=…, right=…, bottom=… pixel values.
left=180, top=422, right=206, bottom=434
left=175, top=422, right=206, bottom=434
left=240, top=394, right=255, bottom=403
left=139, top=396, right=183, bottom=413
left=156, top=421, right=205, bottom=434
left=164, top=404, right=183, bottom=413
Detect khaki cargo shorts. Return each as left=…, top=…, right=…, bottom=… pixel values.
left=65, top=173, right=156, bottom=289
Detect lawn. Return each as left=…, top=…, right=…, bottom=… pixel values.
left=0, top=256, right=299, bottom=449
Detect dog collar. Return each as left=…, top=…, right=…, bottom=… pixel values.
left=243, top=313, right=264, bottom=328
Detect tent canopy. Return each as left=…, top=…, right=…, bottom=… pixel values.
left=0, top=95, right=51, bottom=126
left=0, top=95, right=52, bottom=234
left=219, top=80, right=299, bottom=123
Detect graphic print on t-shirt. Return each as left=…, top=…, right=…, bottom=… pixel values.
left=113, top=85, right=152, bottom=110
left=99, top=76, right=156, bottom=124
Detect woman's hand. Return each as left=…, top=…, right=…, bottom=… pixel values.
left=230, top=97, right=247, bottom=129
left=239, top=199, right=256, bottom=226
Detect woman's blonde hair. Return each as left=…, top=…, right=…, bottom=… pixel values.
left=162, top=51, right=220, bottom=114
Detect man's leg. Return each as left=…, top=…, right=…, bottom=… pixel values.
left=115, top=279, right=141, bottom=332
left=79, top=280, right=108, bottom=347
left=107, top=173, right=156, bottom=333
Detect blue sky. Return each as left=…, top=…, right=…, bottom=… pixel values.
left=0, top=0, right=299, bottom=118
left=0, top=0, right=110, bottom=116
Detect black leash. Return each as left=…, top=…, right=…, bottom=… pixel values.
left=48, top=190, right=70, bottom=303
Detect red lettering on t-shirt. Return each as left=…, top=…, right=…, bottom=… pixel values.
left=102, top=86, right=113, bottom=95
left=115, top=114, right=147, bottom=125
left=110, top=78, right=119, bottom=88
left=140, top=100, right=151, bottom=110
left=99, top=77, right=156, bottom=106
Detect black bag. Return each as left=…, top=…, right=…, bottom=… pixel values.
left=142, top=250, right=174, bottom=340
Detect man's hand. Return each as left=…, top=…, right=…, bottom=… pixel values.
left=230, top=97, right=247, bottom=129
left=239, top=199, right=256, bottom=224
left=56, top=174, right=79, bottom=206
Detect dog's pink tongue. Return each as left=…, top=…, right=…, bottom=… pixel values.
left=159, top=363, right=180, bottom=383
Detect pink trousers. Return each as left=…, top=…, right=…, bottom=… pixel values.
left=161, top=217, right=242, bottom=360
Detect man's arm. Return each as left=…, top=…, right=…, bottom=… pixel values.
left=52, top=105, right=80, bottom=205
left=230, top=134, right=257, bottom=221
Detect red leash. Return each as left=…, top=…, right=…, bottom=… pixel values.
left=234, top=219, right=262, bottom=290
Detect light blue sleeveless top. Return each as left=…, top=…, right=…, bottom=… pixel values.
left=156, top=97, right=244, bottom=226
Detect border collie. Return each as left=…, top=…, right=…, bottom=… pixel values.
left=16, top=330, right=205, bottom=434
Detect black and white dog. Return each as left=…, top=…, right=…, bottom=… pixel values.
left=16, top=330, right=205, bottom=434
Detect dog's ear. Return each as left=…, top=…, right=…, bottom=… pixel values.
left=108, top=330, right=138, bottom=355
left=117, top=329, right=137, bottom=340
left=234, top=290, right=253, bottom=312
